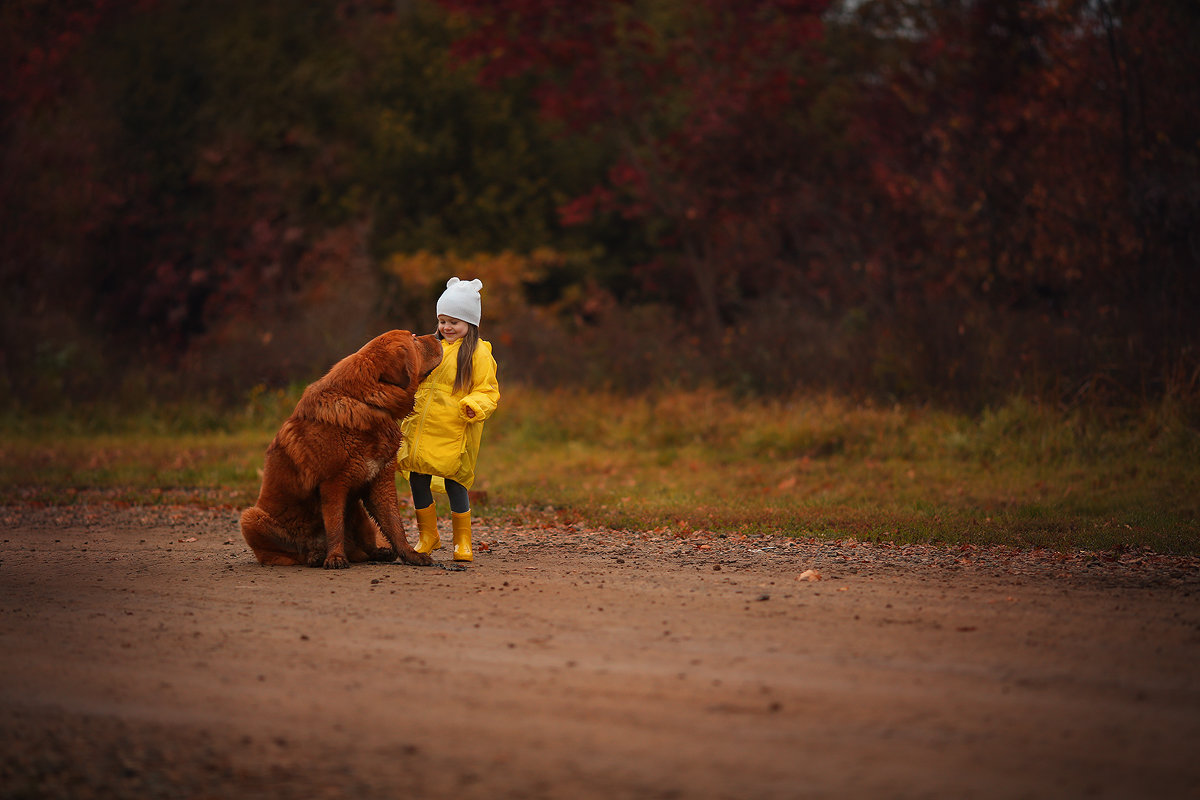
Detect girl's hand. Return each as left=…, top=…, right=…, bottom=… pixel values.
left=464, top=406, right=476, bottom=419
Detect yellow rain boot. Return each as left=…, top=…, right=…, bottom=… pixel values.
left=451, top=510, right=473, bottom=562
left=413, top=504, right=441, bottom=554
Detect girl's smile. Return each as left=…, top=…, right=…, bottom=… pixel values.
left=438, top=315, right=469, bottom=343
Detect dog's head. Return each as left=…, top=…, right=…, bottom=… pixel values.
left=362, top=330, right=442, bottom=414
left=307, top=330, right=443, bottom=423
left=367, top=329, right=441, bottom=384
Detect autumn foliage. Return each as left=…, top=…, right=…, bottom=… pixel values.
left=1, top=0, right=1197, bottom=410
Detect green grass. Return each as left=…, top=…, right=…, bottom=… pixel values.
left=2, top=387, right=1197, bottom=554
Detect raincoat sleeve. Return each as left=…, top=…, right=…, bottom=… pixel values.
left=460, top=342, right=500, bottom=422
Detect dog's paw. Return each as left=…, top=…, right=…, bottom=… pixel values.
left=401, top=549, right=433, bottom=567
left=371, top=546, right=398, bottom=563
left=323, top=553, right=351, bottom=569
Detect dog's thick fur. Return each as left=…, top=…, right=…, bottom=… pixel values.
left=240, top=330, right=442, bottom=569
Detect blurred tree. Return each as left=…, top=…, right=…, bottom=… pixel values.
left=440, top=0, right=834, bottom=336
left=351, top=3, right=607, bottom=329
left=2, top=0, right=594, bottom=397
left=3, top=0, right=1195, bottom=407
left=844, top=0, right=1200, bottom=399
left=1, top=0, right=154, bottom=401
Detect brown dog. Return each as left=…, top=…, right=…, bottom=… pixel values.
left=240, top=330, right=441, bottom=569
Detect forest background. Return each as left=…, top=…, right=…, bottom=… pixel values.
left=3, top=0, right=1198, bottom=413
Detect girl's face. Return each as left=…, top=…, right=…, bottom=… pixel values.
left=437, top=315, right=469, bottom=343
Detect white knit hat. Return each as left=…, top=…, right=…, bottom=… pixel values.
left=436, top=277, right=483, bottom=326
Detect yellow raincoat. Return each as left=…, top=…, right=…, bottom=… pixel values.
left=397, top=337, right=499, bottom=491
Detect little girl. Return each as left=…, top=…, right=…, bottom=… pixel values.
left=397, top=277, right=500, bottom=561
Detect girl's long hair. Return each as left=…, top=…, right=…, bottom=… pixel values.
left=437, top=323, right=479, bottom=395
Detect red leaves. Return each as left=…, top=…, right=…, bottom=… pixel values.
left=2, top=0, right=149, bottom=116
left=557, top=186, right=614, bottom=227
left=438, top=0, right=833, bottom=327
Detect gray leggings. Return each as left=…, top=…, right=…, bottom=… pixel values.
left=408, top=473, right=470, bottom=514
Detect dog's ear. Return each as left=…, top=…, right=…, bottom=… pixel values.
left=377, top=341, right=411, bottom=389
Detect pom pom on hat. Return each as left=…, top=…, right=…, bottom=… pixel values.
left=436, top=277, right=483, bottom=326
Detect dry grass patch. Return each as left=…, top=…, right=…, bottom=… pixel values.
left=2, top=388, right=1197, bottom=554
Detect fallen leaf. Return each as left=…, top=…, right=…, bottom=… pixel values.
left=797, top=569, right=822, bottom=582
left=178, top=536, right=198, bottom=543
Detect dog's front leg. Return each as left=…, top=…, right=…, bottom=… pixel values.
left=365, top=467, right=432, bottom=567
left=318, top=481, right=352, bottom=569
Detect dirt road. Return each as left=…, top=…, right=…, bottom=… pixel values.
left=2, top=502, right=1198, bottom=799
